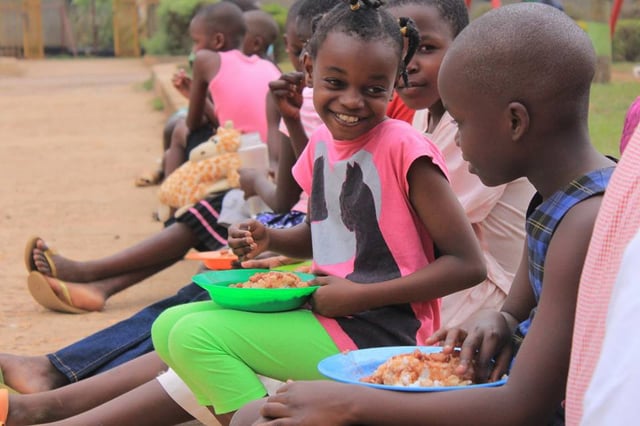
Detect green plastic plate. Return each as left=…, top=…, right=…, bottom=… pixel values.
left=192, top=269, right=318, bottom=312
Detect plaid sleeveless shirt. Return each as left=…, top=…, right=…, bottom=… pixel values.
left=518, top=166, right=615, bottom=335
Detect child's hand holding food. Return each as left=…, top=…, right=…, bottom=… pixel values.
left=425, top=309, right=513, bottom=383
left=228, top=219, right=269, bottom=261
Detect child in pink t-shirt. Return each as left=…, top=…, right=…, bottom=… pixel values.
left=186, top=3, right=280, bottom=144
left=152, top=3, right=485, bottom=422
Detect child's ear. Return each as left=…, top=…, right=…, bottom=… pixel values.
left=253, top=36, right=266, bottom=55
left=303, top=53, right=313, bottom=88
left=508, top=101, right=529, bottom=141
left=211, top=32, right=226, bottom=50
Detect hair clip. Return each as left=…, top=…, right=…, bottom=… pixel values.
left=400, top=26, right=407, bottom=36
left=350, top=0, right=361, bottom=11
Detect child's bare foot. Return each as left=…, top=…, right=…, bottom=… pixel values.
left=0, top=354, right=69, bottom=394
left=47, top=279, right=106, bottom=312
left=31, top=239, right=94, bottom=282
left=27, top=272, right=106, bottom=313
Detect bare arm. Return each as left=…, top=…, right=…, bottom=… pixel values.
left=203, top=96, right=218, bottom=129
left=228, top=219, right=313, bottom=261
left=269, top=72, right=308, bottom=157
left=253, top=195, right=603, bottom=426
left=265, top=92, right=282, bottom=171
left=282, top=115, right=309, bottom=158
left=241, top=133, right=303, bottom=213
left=501, top=242, right=537, bottom=323
left=186, top=50, right=220, bottom=131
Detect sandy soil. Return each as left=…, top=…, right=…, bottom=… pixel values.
left=0, top=58, right=197, bottom=356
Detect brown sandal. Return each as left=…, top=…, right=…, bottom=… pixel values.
left=134, top=168, right=163, bottom=187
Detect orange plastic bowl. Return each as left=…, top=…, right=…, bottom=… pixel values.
left=185, top=249, right=238, bottom=270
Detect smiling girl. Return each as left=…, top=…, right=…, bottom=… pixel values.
left=150, top=1, right=486, bottom=425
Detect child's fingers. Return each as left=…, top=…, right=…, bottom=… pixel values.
left=270, top=88, right=294, bottom=99
left=280, top=71, right=305, bottom=85
left=268, top=79, right=289, bottom=92
left=474, top=336, right=501, bottom=383
left=455, top=331, right=481, bottom=373
left=489, top=346, right=513, bottom=382
left=441, top=328, right=467, bottom=352
left=258, top=403, right=290, bottom=424
left=425, top=327, right=450, bottom=345
left=309, top=276, right=329, bottom=287
left=230, top=242, right=257, bottom=260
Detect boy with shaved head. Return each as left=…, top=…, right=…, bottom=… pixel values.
left=242, top=9, right=280, bottom=61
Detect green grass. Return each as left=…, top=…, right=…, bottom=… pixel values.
left=589, top=62, right=640, bottom=157
left=151, top=96, right=165, bottom=111
left=140, top=76, right=154, bottom=91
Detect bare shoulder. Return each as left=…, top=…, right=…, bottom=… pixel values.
left=193, top=50, right=221, bottom=78
left=545, top=194, right=604, bottom=280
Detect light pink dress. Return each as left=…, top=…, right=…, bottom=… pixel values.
left=413, top=109, right=535, bottom=327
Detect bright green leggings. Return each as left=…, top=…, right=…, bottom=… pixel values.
left=151, top=301, right=339, bottom=414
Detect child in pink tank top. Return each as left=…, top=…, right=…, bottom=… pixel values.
left=186, top=2, right=280, bottom=144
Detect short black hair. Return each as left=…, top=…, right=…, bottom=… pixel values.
left=306, top=0, right=419, bottom=86
left=297, top=0, right=341, bottom=31
left=443, top=3, right=595, bottom=116
left=285, top=0, right=304, bottom=29
left=195, top=2, right=247, bottom=47
left=385, top=0, right=469, bottom=37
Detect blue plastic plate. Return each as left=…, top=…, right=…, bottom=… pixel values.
left=318, top=346, right=508, bottom=392
left=192, top=269, right=317, bottom=312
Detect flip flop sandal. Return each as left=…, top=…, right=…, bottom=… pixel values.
left=134, top=169, right=163, bottom=187
left=23, top=236, right=58, bottom=277
left=27, top=271, right=88, bottom=314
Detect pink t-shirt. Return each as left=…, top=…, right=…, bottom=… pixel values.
left=292, top=119, right=448, bottom=350
left=208, top=50, right=281, bottom=142
left=565, top=129, right=640, bottom=425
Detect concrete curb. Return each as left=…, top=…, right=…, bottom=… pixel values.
left=148, top=59, right=189, bottom=117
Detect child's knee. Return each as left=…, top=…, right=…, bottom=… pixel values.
left=150, top=311, right=173, bottom=360
left=151, top=305, right=194, bottom=358
left=170, top=120, right=189, bottom=149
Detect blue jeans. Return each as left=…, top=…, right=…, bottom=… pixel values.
left=47, top=282, right=210, bottom=383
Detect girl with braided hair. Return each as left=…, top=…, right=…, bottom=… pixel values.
left=0, top=2, right=484, bottom=426
left=387, top=0, right=535, bottom=329
left=149, top=1, right=485, bottom=424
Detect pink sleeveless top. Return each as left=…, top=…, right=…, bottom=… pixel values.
left=208, top=50, right=281, bottom=142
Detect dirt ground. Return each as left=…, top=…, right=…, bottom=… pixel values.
left=0, top=58, right=197, bottom=356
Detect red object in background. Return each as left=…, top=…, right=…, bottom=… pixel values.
left=610, top=0, right=624, bottom=37
left=387, top=92, right=415, bottom=124
left=464, top=0, right=502, bottom=9
left=464, top=1, right=625, bottom=40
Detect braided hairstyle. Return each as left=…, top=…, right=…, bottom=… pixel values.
left=386, top=0, right=469, bottom=37
left=306, top=0, right=419, bottom=87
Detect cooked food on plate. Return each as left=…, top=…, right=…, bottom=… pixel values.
left=230, top=271, right=310, bottom=289
left=361, top=349, right=473, bottom=387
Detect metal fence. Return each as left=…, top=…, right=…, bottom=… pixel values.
left=0, top=0, right=159, bottom=58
